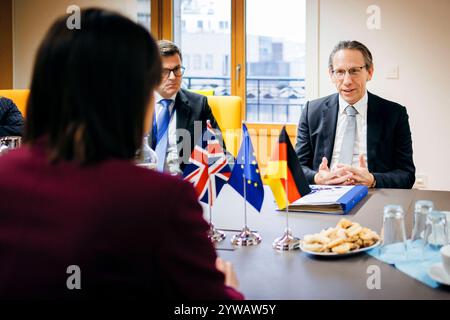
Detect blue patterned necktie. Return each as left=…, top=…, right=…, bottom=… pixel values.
left=154, top=99, right=173, bottom=171
left=339, top=105, right=358, bottom=165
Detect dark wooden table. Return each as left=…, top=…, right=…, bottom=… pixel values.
left=209, top=186, right=450, bottom=299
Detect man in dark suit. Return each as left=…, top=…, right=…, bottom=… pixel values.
left=150, top=40, right=224, bottom=174
left=295, top=41, right=415, bottom=189
left=0, top=97, right=24, bottom=137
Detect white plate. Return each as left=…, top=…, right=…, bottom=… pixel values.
left=428, top=263, right=450, bottom=286
left=300, top=241, right=380, bottom=257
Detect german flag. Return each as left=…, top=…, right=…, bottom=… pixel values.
left=265, top=126, right=311, bottom=209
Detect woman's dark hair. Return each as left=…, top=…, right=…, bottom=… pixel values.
left=24, top=8, right=161, bottom=164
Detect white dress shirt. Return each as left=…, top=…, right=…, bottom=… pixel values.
left=154, top=92, right=182, bottom=175
left=330, top=92, right=368, bottom=170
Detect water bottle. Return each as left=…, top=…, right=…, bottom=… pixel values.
left=136, top=135, right=158, bottom=170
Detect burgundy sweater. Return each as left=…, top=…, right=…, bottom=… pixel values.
left=0, top=142, right=243, bottom=300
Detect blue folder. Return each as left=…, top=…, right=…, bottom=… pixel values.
left=287, top=185, right=368, bottom=214
left=336, top=185, right=369, bottom=214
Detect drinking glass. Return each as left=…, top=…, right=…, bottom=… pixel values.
left=381, top=205, right=407, bottom=262
left=135, top=135, right=158, bottom=170
left=411, top=200, right=434, bottom=247
left=0, top=136, right=22, bottom=156
left=423, top=211, right=449, bottom=251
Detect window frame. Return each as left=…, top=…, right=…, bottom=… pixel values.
left=153, top=0, right=318, bottom=127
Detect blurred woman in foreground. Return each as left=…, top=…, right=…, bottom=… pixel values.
left=0, top=8, right=242, bottom=300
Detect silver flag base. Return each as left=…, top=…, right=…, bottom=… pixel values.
left=273, top=228, right=300, bottom=251
left=208, top=224, right=226, bottom=243
left=231, top=226, right=262, bottom=246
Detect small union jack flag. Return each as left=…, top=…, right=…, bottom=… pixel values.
left=183, top=120, right=231, bottom=205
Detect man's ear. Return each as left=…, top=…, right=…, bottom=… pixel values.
left=366, top=65, right=374, bottom=81
left=329, top=68, right=336, bottom=84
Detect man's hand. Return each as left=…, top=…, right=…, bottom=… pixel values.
left=336, top=154, right=375, bottom=187
left=314, top=157, right=354, bottom=185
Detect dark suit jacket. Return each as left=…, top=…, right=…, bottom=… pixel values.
left=0, top=97, right=24, bottom=137
left=295, top=92, right=415, bottom=189
left=150, top=88, right=225, bottom=170
left=0, top=141, right=244, bottom=300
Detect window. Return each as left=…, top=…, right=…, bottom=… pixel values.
left=184, top=54, right=191, bottom=70
left=197, top=20, right=203, bottom=30
left=193, top=54, right=202, bottom=70
left=223, top=54, right=229, bottom=76
left=205, top=54, right=213, bottom=70
left=136, top=0, right=151, bottom=31
left=246, top=0, right=306, bottom=123
left=174, top=0, right=231, bottom=95
left=219, top=20, right=229, bottom=30
left=171, top=0, right=308, bottom=120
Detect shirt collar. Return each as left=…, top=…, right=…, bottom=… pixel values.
left=338, top=91, right=368, bottom=118
left=154, top=92, right=177, bottom=113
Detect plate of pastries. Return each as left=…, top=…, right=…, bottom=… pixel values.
left=300, top=218, right=380, bottom=256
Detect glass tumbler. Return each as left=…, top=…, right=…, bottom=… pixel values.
left=381, top=204, right=407, bottom=261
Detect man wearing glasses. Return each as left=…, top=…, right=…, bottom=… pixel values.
left=151, top=40, right=223, bottom=174
left=295, top=41, right=415, bottom=189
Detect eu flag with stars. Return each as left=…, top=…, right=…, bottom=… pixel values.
left=228, top=123, right=264, bottom=212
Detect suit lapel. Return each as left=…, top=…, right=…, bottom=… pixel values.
left=148, top=102, right=157, bottom=148
left=175, top=90, right=191, bottom=132
left=366, top=92, right=382, bottom=171
left=148, top=114, right=154, bottom=146
left=175, top=90, right=191, bottom=157
left=320, top=94, right=339, bottom=164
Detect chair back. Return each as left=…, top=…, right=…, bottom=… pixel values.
left=207, top=95, right=242, bottom=157
left=0, top=89, right=30, bottom=116
left=190, top=89, right=215, bottom=96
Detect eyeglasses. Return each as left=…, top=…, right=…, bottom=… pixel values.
left=332, top=66, right=366, bottom=79
left=162, top=66, right=185, bottom=78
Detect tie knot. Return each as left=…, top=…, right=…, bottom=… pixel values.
left=345, top=105, right=357, bottom=116
left=159, top=99, right=173, bottom=109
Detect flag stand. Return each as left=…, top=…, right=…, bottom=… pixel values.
left=231, top=175, right=262, bottom=246
left=207, top=164, right=225, bottom=243
left=272, top=176, right=300, bottom=251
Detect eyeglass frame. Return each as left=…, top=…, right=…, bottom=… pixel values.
left=331, top=65, right=367, bottom=79
left=161, top=66, right=186, bottom=79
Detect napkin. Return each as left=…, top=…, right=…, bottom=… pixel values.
left=367, top=240, right=441, bottom=288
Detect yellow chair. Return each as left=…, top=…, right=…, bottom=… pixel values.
left=0, top=89, right=242, bottom=156
left=207, top=95, right=242, bottom=157
left=191, top=89, right=215, bottom=96
left=0, top=89, right=30, bottom=117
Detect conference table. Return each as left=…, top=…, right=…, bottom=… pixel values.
left=208, top=185, right=450, bottom=299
